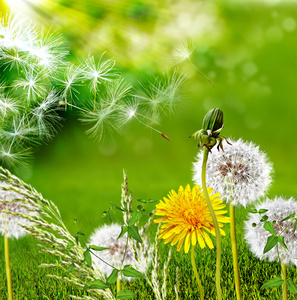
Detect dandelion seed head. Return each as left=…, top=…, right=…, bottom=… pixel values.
left=245, top=197, right=297, bottom=266
left=0, top=181, right=33, bottom=238
left=89, top=223, right=151, bottom=280
left=193, top=139, right=273, bottom=207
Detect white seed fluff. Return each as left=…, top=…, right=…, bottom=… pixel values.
left=0, top=181, right=33, bottom=238
left=193, top=139, right=273, bottom=207
left=245, top=197, right=297, bottom=266
left=88, top=223, right=151, bottom=280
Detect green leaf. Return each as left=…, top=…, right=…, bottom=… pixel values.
left=261, top=276, right=285, bottom=289
left=66, top=242, right=75, bottom=249
left=83, top=249, right=92, bottom=267
left=263, top=221, right=276, bottom=236
left=147, top=199, right=158, bottom=203
left=101, top=210, right=108, bottom=218
left=263, top=235, right=278, bottom=253
left=137, top=205, right=145, bottom=212
left=122, top=265, right=144, bottom=278
left=118, top=226, right=128, bottom=239
left=294, top=220, right=297, bottom=232
left=117, top=289, right=136, bottom=299
left=128, top=225, right=142, bottom=243
left=259, top=209, right=269, bottom=214
left=111, top=203, right=124, bottom=211
left=65, top=263, right=75, bottom=273
left=278, top=236, right=288, bottom=250
left=281, top=213, right=295, bottom=222
left=137, top=199, right=148, bottom=203
left=129, top=211, right=142, bottom=226
left=75, top=231, right=84, bottom=244
left=248, top=208, right=258, bottom=214
left=83, top=279, right=109, bottom=290
left=107, top=269, right=119, bottom=284
left=260, top=215, right=268, bottom=222
left=137, top=198, right=158, bottom=204
left=89, top=245, right=109, bottom=251
left=288, top=279, right=297, bottom=294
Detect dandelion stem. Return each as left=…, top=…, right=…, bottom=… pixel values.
left=201, top=148, right=222, bottom=300
left=230, top=204, right=242, bottom=300
left=191, top=246, right=204, bottom=300
left=4, top=234, right=13, bottom=300
left=281, top=261, right=287, bottom=300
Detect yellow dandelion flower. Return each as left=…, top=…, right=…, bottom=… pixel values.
left=154, top=184, right=230, bottom=253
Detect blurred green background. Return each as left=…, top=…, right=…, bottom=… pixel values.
left=1, top=0, right=297, bottom=297
left=2, top=0, right=297, bottom=230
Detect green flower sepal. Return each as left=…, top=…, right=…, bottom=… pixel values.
left=189, top=108, right=231, bottom=152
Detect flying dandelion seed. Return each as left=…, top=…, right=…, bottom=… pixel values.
left=30, top=91, right=62, bottom=139
left=14, top=68, right=47, bottom=102
left=81, top=53, right=117, bottom=93
left=0, top=93, right=21, bottom=117
left=171, top=41, right=197, bottom=65
left=55, top=63, right=82, bottom=103
left=135, top=69, right=186, bottom=122
left=0, top=142, right=33, bottom=172
left=171, top=40, right=214, bottom=87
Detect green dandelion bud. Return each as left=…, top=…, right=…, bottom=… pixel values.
left=190, top=108, right=230, bottom=152
left=202, top=108, right=224, bottom=133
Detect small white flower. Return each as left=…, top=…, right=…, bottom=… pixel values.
left=88, top=223, right=151, bottom=280
left=245, top=197, right=297, bottom=266
left=0, top=181, right=34, bottom=238
left=193, top=139, right=273, bottom=207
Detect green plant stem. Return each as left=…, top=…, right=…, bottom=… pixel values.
left=4, top=234, right=13, bottom=300
left=230, top=204, right=242, bottom=300
left=201, top=148, right=222, bottom=300
left=117, top=278, right=121, bottom=299
left=281, top=262, right=287, bottom=300
left=191, top=246, right=204, bottom=300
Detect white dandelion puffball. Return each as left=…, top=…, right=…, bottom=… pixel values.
left=193, top=139, right=273, bottom=207
left=245, top=197, right=297, bottom=266
left=0, top=182, right=33, bottom=238
left=89, top=223, right=151, bottom=279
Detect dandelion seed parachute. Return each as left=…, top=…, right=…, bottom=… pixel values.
left=193, top=139, right=273, bottom=207
left=245, top=197, right=297, bottom=266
